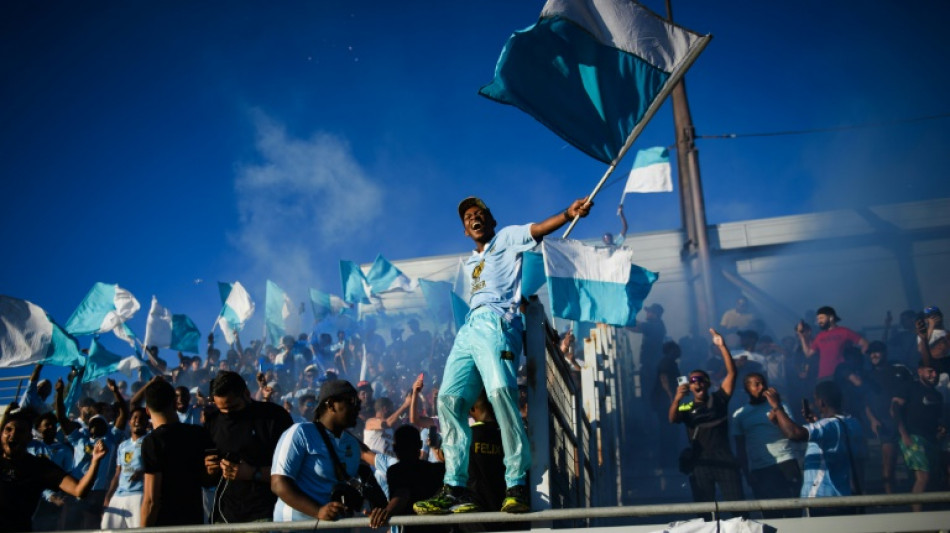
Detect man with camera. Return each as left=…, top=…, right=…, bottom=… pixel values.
left=271, top=380, right=387, bottom=522
left=204, top=371, right=292, bottom=523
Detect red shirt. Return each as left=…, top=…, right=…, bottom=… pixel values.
left=812, top=327, right=862, bottom=378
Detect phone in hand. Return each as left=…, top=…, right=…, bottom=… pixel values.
left=677, top=376, right=689, bottom=387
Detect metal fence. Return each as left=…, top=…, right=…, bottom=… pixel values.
left=0, top=374, right=29, bottom=404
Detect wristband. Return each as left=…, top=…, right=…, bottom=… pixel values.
left=563, top=209, right=572, bottom=221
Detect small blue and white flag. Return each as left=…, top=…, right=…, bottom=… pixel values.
left=340, top=260, right=371, bottom=304
left=65, top=282, right=140, bottom=337
left=622, top=146, right=672, bottom=197
left=144, top=296, right=201, bottom=353
left=0, top=295, right=53, bottom=368
left=542, top=238, right=658, bottom=327
left=309, top=288, right=350, bottom=321
left=265, top=280, right=300, bottom=346
left=83, top=338, right=124, bottom=383
left=479, top=0, right=708, bottom=164
left=216, top=281, right=254, bottom=345
left=44, top=319, right=84, bottom=368
left=366, top=254, right=417, bottom=294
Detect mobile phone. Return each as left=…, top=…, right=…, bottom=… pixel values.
left=677, top=376, right=688, bottom=386
left=204, top=448, right=220, bottom=457
left=801, top=399, right=812, bottom=419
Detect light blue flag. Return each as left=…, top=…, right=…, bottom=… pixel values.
left=340, top=261, right=371, bottom=304
left=83, top=338, right=123, bottom=383
left=218, top=282, right=233, bottom=306
left=65, top=282, right=141, bottom=336
left=418, top=279, right=453, bottom=323
left=310, top=288, right=350, bottom=321
left=63, top=371, right=84, bottom=417
left=521, top=251, right=546, bottom=296
left=170, top=314, right=200, bottom=353
left=265, top=280, right=300, bottom=346
left=366, top=255, right=416, bottom=294
left=542, top=238, right=658, bottom=327
left=450, top=292, right=470, bottom=331
left=216, top=281, right=254, bottom=345
left=43, top=318, right=84, bottom=368
left=479, top=0, right=708, bottom=164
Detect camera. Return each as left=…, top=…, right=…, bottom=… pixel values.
left=330, top=478, right=364, bottom=513
left=677, top=376, right=688, bottom=386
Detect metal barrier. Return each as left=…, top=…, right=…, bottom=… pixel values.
left=0, top=374, right=28, bottom=404
left=49, top=493, right=950, bottom=533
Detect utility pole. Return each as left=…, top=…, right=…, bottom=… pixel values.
left=666, top=0, right=716, bottom=333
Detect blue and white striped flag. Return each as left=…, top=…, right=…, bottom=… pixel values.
left=216, top=281, right=254, bottom=345
left=366, top=254, right=417, bottom=294
left=340, top=260, right=371, bottom=304
left=542, top=238, right=658, bottom=327
left=65, top=282, right=140, bottom=337
left=622, top=146, right=672, bottom=196
left=479, top=0, right=708, bottom=164
left=144, top=296, right=201, bottom=353
left=265, top=280, right=300, bottom=346
left=0, top=295, right=53, bottom=368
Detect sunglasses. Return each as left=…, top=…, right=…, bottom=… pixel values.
left=689, top=376, right=709, bottom=384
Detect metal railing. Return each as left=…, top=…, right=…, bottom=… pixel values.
left=0, top=374, right=28, bottom=404
left=47, top=492, right=950, bottom=533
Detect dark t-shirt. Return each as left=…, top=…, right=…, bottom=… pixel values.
left=388, top=459, right=446, bottom=533
left=0, top=453, right=67, bottom=532
left=205, top=400, right=293, bottom=522
left=678, top=389, right=736, bottom=463
left=900, top=382, right=943, bottom=442
left=141, top=422, right=214, bottom=526
left=865, top=363, right=912, bottom=424
left=650, top=355, right=680, bottom=410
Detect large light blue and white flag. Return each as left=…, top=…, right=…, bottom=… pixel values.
left=622, top=146, right=672, bottom=197
left=418, top=279, right=453, bottom=323
left=479, top=0, right=708, bottom=164
left=542, top=238, right=658, bottom=327
left=340, top=260, right=371, bottom=304
left=366, top=254, right=417, bottom=295
left=309, top=288, right=350, bottom=321
left=83, top=338, right=124, bottom=383
left=44, top=319, right=84, bottom=368
left=0, top=295, right=54, bottom=368
left=216, top=281, right=254, bottom=345
left=144, top=296, right=201, bottom=353
left=265, top=280, right=301, bottom=346
left=521, top=250, right=547, bottom=296
left=65, top=282, right=140, bottom=337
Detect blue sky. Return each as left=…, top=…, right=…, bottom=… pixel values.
left=2, top=0, right=949, bottom=374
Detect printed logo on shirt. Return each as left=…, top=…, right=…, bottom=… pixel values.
left=124, top=451, right=133, bottom=464
left=471, top=259, right=486, bottom=293
left=84, top=444, right=93, bottom=455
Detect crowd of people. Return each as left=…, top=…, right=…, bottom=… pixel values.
left=2, top=193, right=947, bottom=531
left=3, top=299, right=947, bottom=532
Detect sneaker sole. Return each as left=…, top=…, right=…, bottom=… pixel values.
left=449, top=503, right=479, bottom=513
left=413, top=505, right=451, bottom=515
left=501, top=500, right=530, bottom=513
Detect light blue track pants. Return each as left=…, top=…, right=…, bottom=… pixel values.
left=438, top=307, right=530, bottom=489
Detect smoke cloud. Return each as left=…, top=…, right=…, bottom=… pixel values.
left=231, top=111, right=383, bottom=295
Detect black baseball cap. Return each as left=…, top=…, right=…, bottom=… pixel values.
left=317, top=379, right=357, bottom=405
left=816, top=306, right=840, bottom=320
left=458, top=197, right=489, bottom=220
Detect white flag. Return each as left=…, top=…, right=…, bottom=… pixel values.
left=622, top=146, right=672, bottom=195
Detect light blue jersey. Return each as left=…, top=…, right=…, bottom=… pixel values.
left=176, top=406, right=202, bottom=426
left=115, top=437, right=145, bottom=495
left=67, top=425, right=124, bottom=491
left=731, top=401, right=800, bottom=470
left=801, top=415, right=862, bottom=498
left=271, top=422, right=360, bottom=522
left=465, top=224, right=537, bottom=322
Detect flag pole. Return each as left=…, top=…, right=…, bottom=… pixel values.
left=562, top=33, right=712, bottom=239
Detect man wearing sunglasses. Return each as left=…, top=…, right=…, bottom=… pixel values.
left=669, top=329, right=745, bottom=509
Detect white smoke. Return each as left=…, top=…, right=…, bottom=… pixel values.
left=230, top=111, right=383, bottom=295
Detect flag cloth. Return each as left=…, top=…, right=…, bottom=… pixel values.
left=309, top=289, right=349, bottom=321
left=43, top=319, right=84, bottom=368
left=418, top=279, right=453, bottom=323
left=216, top=281, right=254, bottom=345
left=218, top=282, right=233, bottom=306
left=366, top=254, right=417, bottom=294
left=623, top=146, right=672, bottom=195
left=63, top=371, right=84, bottom=417
left=83, top=338, right=123, bottom=383
left=265, top=280, right=300, bottom=346
left=542, top=238, right=658, bottom=327
left=340, top=260, right=371, bottom=304
left=144, top=296, right=201, bottom=353
left=113, top=322, right=138, bottom=349
left=521, top=251, right=547, bottom=296
left=450, top=259, right=471, bottom=331
left=65, top=282, right=140, bottom=337
left=0, top=295, right=54, bottom=368
left=479, top=0, right=707, bottom=164
left=116, top=355, right=148, bottom=379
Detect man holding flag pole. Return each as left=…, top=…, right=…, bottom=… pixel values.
left=413, top=195, right=591, bottom=515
